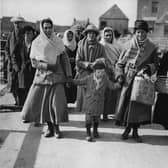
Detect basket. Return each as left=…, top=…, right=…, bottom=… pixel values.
left=131, top=76, right=155, bottom=105
left=155, top=76, right=168, bottom=94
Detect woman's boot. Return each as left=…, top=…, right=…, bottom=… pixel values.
left=132, top=126, right=142, bottom=143
left=44, top=122, right=54, bottom=137
left=121, top=126, right=131, bottom=140
left=86, top=123, right=92, bottom=142
left=93, top=122, right=99, bottom=138
left=54, top=124, right=62, bottom=139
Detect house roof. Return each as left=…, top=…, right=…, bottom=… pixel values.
left=99, top=4, right=128, bottom=20
left=156, top=12, right=168, bottom=23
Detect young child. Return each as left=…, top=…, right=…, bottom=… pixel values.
left=73, top=59, right=121, bottom=142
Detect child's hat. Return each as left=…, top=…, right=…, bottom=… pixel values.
left=92, top=58, right=106, bottom=70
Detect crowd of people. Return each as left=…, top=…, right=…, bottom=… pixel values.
left=4, top=15, right=168, bottom=142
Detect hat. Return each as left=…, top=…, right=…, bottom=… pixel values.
left=10, top=16, right=25, bottom=23
left=134, top=20, right=149, bottom=32
left=83, top=24, right=99, bottom=35
left=92, top=58, right=106, bottom=70
left=23, top=25, right=35, bottom=34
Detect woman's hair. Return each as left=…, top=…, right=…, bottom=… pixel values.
left=23, top=25, right=35, bottom=34
left=41, top=18, right=53, bottom=28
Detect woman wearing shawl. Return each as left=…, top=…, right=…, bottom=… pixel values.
left=100, top=27, right=123, bottom=121
left=75, top=24, right=106, bottom=112
left=115, top=20, right=159, bottom=142
left=63, top=29, right=77, bottom=103
left=21, top=18, right=72, bottom=138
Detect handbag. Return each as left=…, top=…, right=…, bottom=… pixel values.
left=130, top=76, right=155, bottom=105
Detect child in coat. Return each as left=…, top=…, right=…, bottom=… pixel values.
left=73, top=59, right=121, bottom=141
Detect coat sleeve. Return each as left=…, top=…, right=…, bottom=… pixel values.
left=76, top=42, right=91, bottom=70
left=147, top=48, right=159, bottom=75
left=73, top=75, right=89, bottom=85
left=60, top=51, right=72, bottom=77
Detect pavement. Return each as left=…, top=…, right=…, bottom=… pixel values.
left=0, top=91, right=168, bottom=168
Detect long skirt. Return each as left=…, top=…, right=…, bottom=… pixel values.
left=103, top=88, right=119, bottom=115
left=21, top=83, right=68, bottom=124
left=76, top=86, right=85, bottom=112
left=153, top=93, right=168, bottom=128
left=115, top=85, right=152, bottom=126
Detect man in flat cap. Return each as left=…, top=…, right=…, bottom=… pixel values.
left=5, top=15, right=25, bottom=106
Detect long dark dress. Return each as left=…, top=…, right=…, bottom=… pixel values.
left=115, top=36, right=158, bottom=126
left=153, top=51, right=168, bottom=129
left=64, top=46, right=77, bottom=103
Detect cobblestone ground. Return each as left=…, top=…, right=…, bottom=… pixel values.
left=0, top=92, right=168, bottom=168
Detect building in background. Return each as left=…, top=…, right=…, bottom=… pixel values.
left=99, top=4, right=129, bottom=34
left=137, top=0, right=168, bottom=37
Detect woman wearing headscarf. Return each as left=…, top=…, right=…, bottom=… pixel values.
left=75, top=24, right=106, bottom=112
left=115, top=20, right=159, bottom=142
left=63, top=29, right=77, bottom=103
left=21, top=18, right=72, bottom=138
left=100, top=27, right=123, bottom=121
left=153, top=50, right=168, bottom=129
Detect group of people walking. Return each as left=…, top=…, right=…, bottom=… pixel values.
left=5, top=16, right=168, bottom=142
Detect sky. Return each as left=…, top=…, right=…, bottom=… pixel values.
left=0, top=0, right=137, bottom=27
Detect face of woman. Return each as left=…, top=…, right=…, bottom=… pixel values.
left=104, top=31, right=113, bottom=43
left=67, top=31, right=73, bottom=41
left=135, top=29, right=147, bottom=41
left=42, top=22, right=53, bottom=38
left=87, top=31, right=97, bottom=41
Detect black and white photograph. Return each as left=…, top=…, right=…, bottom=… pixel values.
left=0, top=0, right=168, bottom=167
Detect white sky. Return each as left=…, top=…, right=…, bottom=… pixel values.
left=0, top=0, right=137, bottom=27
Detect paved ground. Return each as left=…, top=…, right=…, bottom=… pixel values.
left=0, top=90, right=168, bottom=168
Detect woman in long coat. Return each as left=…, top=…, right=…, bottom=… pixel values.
left=100, top=27, right=123, bottom=120
left=63, top=29, right=77, bottom=103
left=75, top=24, right=106, bottom=112
left=153, top=51, right=168, bottom=129
left=21, top=18, right=72, bottom=138
left=115, top=20, right=159, bottom=142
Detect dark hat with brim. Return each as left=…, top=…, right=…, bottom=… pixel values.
left=83, top=24, right=99, bottom=35
left=92, top=58, right=106, bottom=70
left=134, top=20, right=149, bottom=32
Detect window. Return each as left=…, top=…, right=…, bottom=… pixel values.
left=164, top=25, right=168, bottom=36
left=152, top=1, right=159, bottom=14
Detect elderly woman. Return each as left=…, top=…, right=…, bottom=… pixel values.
left=100, top=27, right=123, bottom=121
left=21, top=18, right=72, bottom=138
left=75, top=24, right=106, bottom=112
left=115, top=20, right=159, bottom=142
left=63, top=29, right=77, bottom=103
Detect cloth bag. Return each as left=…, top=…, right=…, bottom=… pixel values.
left=130, top=76, right=155, bottom=105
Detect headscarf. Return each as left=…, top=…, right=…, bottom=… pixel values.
left=100, top=27, right=122, bottom=65
left=63, top=29, right=76, bottom=51
left=30, top=20, right=65, bottom=64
